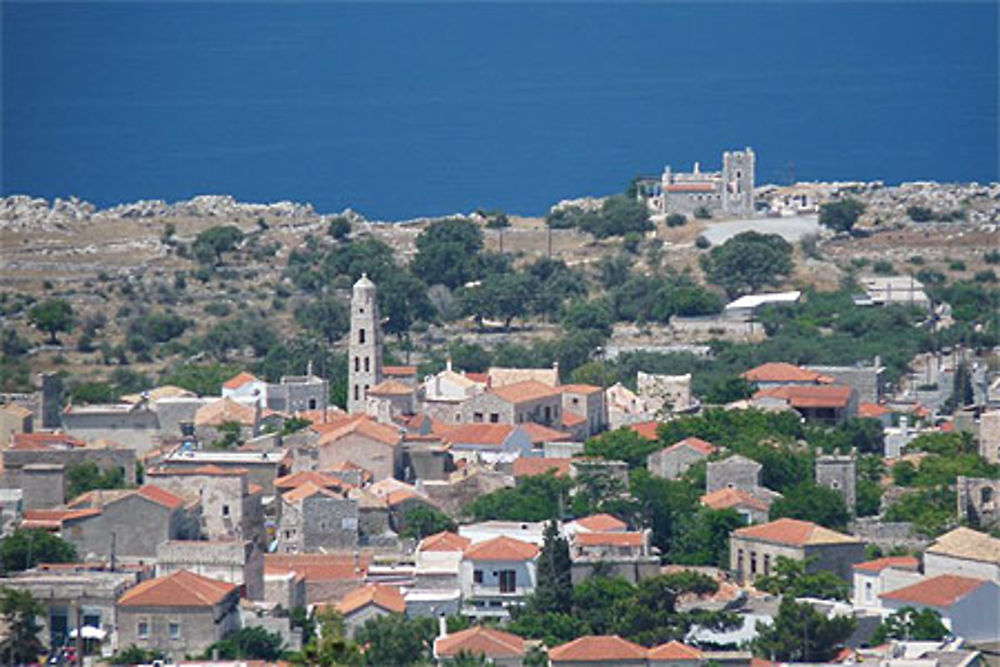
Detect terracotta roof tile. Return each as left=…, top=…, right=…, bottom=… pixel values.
left=573, top=513, right=627, bottom=532
left=490, top=381, right=561, bottom=404
left=194, top=397, right=257, bottom=427
left=512, top=457, right=572, bottom=478
left=332, top=584, right=405, bottom=615
left=629, top=421, right=661, bottom=440
left=853, top=556, right=921, bottom=573
left=264, top=553, right=370, bottom=582
left=368, top=379, right=414, bottom=396
left=648, top=640, right=702, bottom=660
left=858, top=402, right=892, bottom=418
left=559, top=384, right=603, bottom=395
left=136, top=484, right=185, bottom=510
left=22, top=508, right=102, bottom=529
left=742, top=362, right=834, bottom=384
left=574, top=531, right=643, bottom=547
left=383, top=365, right=417, bottom=377
left=521, top=422, right=573, bottom=444
left=11, top=433, right=86, bottom=450
left=465, top=372, right=489, bottom=384
left=317, top=415, right=402, bottom=447
left=550, top=635, right=648, bottom=662
left=442, top=424, right=516, bottom=446
left=282, top=481, right=343, bottom=503
left=562, top=411, right=587, bottom=428
left=436, top=626, right=525, bottom=659
left=926, top=527, right=1000, bottom=565
left=701, top=487, right=770, bottom=512
left=223, top=372, right=260, bottom=390
left=0, top=404, right=33, bottom=418
left=148, top=464, right=249, bottom=478
left=463, top=536, right=539, bottom=562
left=666, top=182, right=716, bottom=193
left=275, top=470, right=349, bottom=492
left=118, top=570, right=237, bottom=607
left=734, top=518, right=859, bottom=546
left=754, top=384, right=853, bottom=409
left=419, top=531, right=472, bottom=552
left=665, top=436, right=716, bottom=456
left=881, top=574, right=987, bottom=607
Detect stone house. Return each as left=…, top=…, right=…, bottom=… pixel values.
left=700, top=488, right=770, bottom=524
left=606, top=383, right=653, bottom=430
left=637, top=147, right=755, bottom=218
left=263, top=565, right=306, bottom=610
left=815, top=452, right=857, bottom=516
left=0, top=403, right=33, bottom=446
left=156, top=539, right=264, bottom=601
left=266, top=372, right=328, bottom=413
left=383, top=365, right=418, bottom=387
left=569, top=530, right=659, bottom=585
left=459, top=381, right=563, bottom=428
left=741, top=362, right=836, bottom=390
left=558, top=384, right=606, bottom=437
left=923, top=527, right=1000, bottom=583
left=647, top=640, right=705, bottom=667
left=549, top=635, right=648, bottom=667
left=851, top=556, right=922, bottom=611
left=116, top=570, right=241, bottom=659
left=348, top=487, right=397, bottom=548
left=43, top=484, right=198, bottom=562
left=277, top=482, right=358, bottom=553
left=415, top=531, right=470, bottom=589
left=460, top=536, right=539, bottom=620
left=979, top=409, right=1000, bottom=464
left=487, top=365, right=558, bottom=388
left=422, top=361, right=487, bottom=402
left=729, top=518, right=866, bottom=583
left=647, top=437, right=716, bottom=480
left=366, top=379, right=416, bottom=418
left=264, top=553, right=370, bottom=605
left=60, top=402, right=161, bottom=453
left=881, top=575, right=1000, bottom=643
left=957, top=475, right=1000, bottom=528
left=330, top=583, right=405, bottom=638
left=565, top=513, right=627, bottom=535
left=158, top=449, right=290, bottom=495
left=146, top=464, right=265, bottom=546
left=434, top=625, right=526, bottom=666
left=316, top=415, right=402, bottom=482
left=193, top=397, right=264, bottom=446
left=807, top=362, right=884, bottom=404
left=1, top=564, right=139, bottom=651
left=706, top=454, right=781, bottom=505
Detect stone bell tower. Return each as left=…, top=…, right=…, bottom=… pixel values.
left=348, top=273, right=382, bottom=414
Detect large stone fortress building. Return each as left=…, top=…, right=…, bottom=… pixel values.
left=638, top=147, right=755, bottom=218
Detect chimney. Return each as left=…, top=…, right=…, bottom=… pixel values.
left=438, top=613, right=448, bottom=639
left=446, top=356, right=453, bottom=372
left=307, top=360, right=314, bottom=378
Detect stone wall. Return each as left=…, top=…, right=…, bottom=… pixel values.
left=808, top=365, right=882, bottom=404
left=2, top=448, right=137, bottom=505
left=21, top=464, right=66, bottom=509
left=848, top=517, right=930, bottom=552
left=957, top=475, right=1000, bottom=528
left=706, top=457, right=761, bottom=494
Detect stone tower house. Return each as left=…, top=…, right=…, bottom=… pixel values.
left=722, top=147, right=755, bottom=217
left=348, top=274, right=383, bottom=414
left=815, top=450, right=857, bottom=516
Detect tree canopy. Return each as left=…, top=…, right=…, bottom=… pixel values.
left=0, top=529, right=77, bottom=572
left=819, top=199, right=866, bottom=233
left=28, top=298, right=75, bottom=343
left=0, top=587, right=45, bottom=664
left=752, top=597, right=856, bottom=662
left=701, top=231, right=794, bottom=297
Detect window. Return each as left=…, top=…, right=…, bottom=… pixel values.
left=137, top=621, right=149, bottom=639
left=169, top=622, right=181, bottom=639
left=222, top=505, right=230, bottom=517
left=489, top=413, right=499, bottom=423
left=309, top=398, right=317, bottom=410
left=750, top=552, right=757, bottom=575
left=473, top=570, right=483, bottom=584
left=354, top=357, right=360, bottom=372
left=354, top=385, right=359, bottom=401
left=499, top=570, right=517, bottom=593
left=359, top=328, right=366, bottom=344
left=544, top=406, right=551, bottom=422
left=572, top=397, right=579, bottom=405
left=865, top=581, right=873, bottom=602
left=982, top=487, right=994, bottom=504
left=82, top=612, right=101, bottom=629
left=763, top=554, right=771, bottom=576
left=473, top=412, right=484, bottom=423
left=364, top=357, right=370, bottom=372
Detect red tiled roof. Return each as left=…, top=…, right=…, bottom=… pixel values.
left=282, top=481, right=342, bottom=503
left=118, top=570, right=237, bottom=607
left=333, top=584, right=405, bottom=615
left=550, top=635, right=648, bottom=662
left=629, top=421, right=661, bottom=440
left=464, top=536, right=539, bottom=562
left=666, top=436, right=716, bottom=456
left=734, top=518, right=858, bottom=546
left=317, top=415, right=402, bottom=447
left=465, top=372, right=489, bottom=384
left=754, top=384, right=854, bottom=409
left=148, top=464, right=249, bottom=478
left=194, top=397, right=257, bottom=427
left=275, top=470, right=348, bottom=492
left=701, top=487, right=769, bottom=512
left=441, top=424, right=515, bottom=446
left=574, top=532, right=643, bottom=547
left=491, top=381, right=561, bottom=404
left=574, top=513, right=627, bottom=532
left=881, top=574, right=987, bottom=607
left=223, top=371, right=260, bottom=390
left=264, top=553, right=370, bottom=582
left=368, top=379, right=414, bottom=396
left=853, top=556, right=921, bottom=573
left=137, top=484, right=185, bottom=510
left=22, top=508, right=102, bottom=529
left=512, top=457, right=572, bottom=478
left=648, top=640, right=702, bottom=661
left=436, top=626, right=525, bottom=659
left=521, top=422, right=573, bottom=444
left=383, top=365, right=417, bottom=377
left=419, top=531, right=471, bottom=552
left=858, top=402, right=892, bottom=418
left=742, top=362, right=833, bottom=384
left=562, top=411, right=587, bottom=428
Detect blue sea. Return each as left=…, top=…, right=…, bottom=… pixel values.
left=2, top=2, right=997, bottom=220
